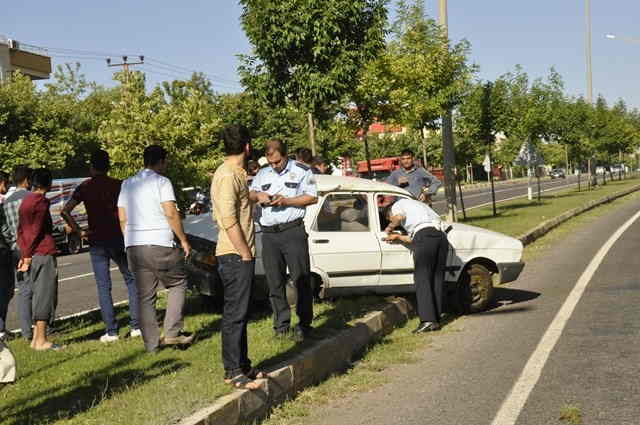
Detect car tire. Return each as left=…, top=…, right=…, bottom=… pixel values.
left=66, top=233, right=82, bottom=255
left=457, top=263, right=494, bottom=314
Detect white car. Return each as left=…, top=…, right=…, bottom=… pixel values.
left=183, top=175, right=525, bottom=313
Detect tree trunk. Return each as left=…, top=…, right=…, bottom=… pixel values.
left=363, top=130, right=373, bottom=179
left=307, top=112, right=316, bottom=156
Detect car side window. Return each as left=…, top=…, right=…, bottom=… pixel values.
left=315, top=193, right=369, bottom=232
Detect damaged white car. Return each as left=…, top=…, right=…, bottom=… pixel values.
left=183, top=175, right=525, bottom=313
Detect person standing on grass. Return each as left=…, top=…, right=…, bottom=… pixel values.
left=117, top=145, right=193, bottom=353
left=3, top=166, right=34, bottom=340
left=0, top=172, right=13, bottom=342
left=387, top=149, right=441, bottom=205
left=382, top=197, right=448, bottom=333
left=62, top=149, right=141, bottom=343
left=249, top=139, right=318, bottom=341
left=211, top=125, right=265, bottom=390
left=17, top=169, right=61, bottom=351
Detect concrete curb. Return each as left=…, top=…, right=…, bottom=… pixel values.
left=178, top=297, right=414, bottom=425
left=518, top=183, right=640, bottom=246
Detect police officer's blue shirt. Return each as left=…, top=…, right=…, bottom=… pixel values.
left=250, top=160, right=318, bottom=227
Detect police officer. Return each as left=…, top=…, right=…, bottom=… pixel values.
left=387, top=149, right=441, bottom=204
left=249, top=139, right=318, bottom=340
left=382, top=197, right=448, bottom=333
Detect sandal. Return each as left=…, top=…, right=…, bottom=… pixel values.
left=244, top=367, right=266, bottom=380
left=225, top=373, right=260, bottom=390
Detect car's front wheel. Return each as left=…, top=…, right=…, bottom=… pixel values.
left=457, top=263, right=494, bottom=314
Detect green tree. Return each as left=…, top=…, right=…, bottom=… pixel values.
left=98, top=71, right=223, bottom=191
left=238, top=0, right=388, bottom=154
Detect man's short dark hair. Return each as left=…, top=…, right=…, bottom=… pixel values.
left=221, top=125, right=251, bottom=156
left=31, top=168, right=53, bottom=190
left=13, top=165, right=32, bottom=186
left=401, top=149, right=414, bottom=157
left=90, top=149, right=110, bottom=172
left=295, top=147, right=312, bottom=164
left=311, top=156, right=327, bottom=167
left=0, top=171, right=9, bottom=185
left=143, top=145, right=168, bottom=167
left=266, top=139, right=287, bottom=156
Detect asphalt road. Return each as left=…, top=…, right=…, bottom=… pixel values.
left=301, top=192, right=640, bottom=424
left=431, top=175, right=581, bottom=215
left=5, top=251, right=130, bottom=334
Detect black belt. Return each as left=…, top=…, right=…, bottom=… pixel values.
left=261, top=218, right=303, bottom=233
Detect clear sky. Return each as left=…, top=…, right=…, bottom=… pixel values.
left=3, top=1, right=639, bottom=108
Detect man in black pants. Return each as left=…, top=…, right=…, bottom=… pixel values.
left=249, top=140, right=318, bottom=341
left=211, top=125, right=263, bottom=389
left=383, top=198, right=448, bottom=333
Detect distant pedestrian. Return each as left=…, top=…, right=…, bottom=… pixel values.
left=382, top=198, right=448, bottom=333
left=3, top=166, right=34, bottom=340
left=311, top=156, right=329, bottom=175
left=246, top=160, right=260, bottom=186
left=211, top=125, right=265, bottom=390
left=61, top=149, right=141, bottom=343
left=295, top=147, right=313, bottom=167
left=17, top=169, right=61, bottom=351
left=0, top=172, right=13, bottom=341
left=250, top=139, right=318, bottom=341
left=117, top=145, right=193, bottom=352
left=387, top=149, right=441, bottom=204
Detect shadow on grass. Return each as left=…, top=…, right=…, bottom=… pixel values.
left=251, top=296, right=386, bottom=373
left=0, top=352, right=189, bottom=425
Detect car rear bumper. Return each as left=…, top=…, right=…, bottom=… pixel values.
left=497, top=262, right=525, bottom=284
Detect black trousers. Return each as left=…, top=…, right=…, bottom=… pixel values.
left=412, top=228, right=449, bottom=323
left=217, top=254, right=254, bottom=375
left=262, top=224, right=313, bottom=332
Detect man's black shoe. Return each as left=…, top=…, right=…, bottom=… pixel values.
left=293, top=326, right=313, bottom=342
left=412, top=321, right=441, bottom=334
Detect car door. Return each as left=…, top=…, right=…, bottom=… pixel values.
left=308, top=192, right=381, bottom=287
left=375, top=193, right=416, bottom=286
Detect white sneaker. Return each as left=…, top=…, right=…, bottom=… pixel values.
left=100, top=333, right=119, bottom=343
left=130, top=329, right=142, bottom=338
left=0, top=332, right=6, bottom=342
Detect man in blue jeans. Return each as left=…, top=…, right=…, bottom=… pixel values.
left=62, top=150, right=140, bottom=343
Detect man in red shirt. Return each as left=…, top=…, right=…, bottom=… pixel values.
left=17, top=169, right=60, bottom=351
left=62, top=150, right=140, bottom=343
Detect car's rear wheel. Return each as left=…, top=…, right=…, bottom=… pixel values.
left=457, top=263, right=494, bottom=314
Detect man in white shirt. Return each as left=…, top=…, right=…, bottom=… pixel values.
left=117, top=145, right=193, bottom=352
left=383, top=198, right=448, bottom=333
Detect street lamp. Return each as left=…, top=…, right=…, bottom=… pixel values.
left=605, top=33, right=640, bottom=44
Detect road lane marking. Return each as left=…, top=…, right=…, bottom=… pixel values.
left=432, top=179, right=578, bottom=208
left=13, top=266, right=119, bottom=292
left=491, top=209, right=640, bottom=425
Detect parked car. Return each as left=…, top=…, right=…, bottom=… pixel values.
left=48, top=178, right=89, bottom=254
left=549, top=168, right=566, bottom=179
left=182, top=175, right=525, bottom=313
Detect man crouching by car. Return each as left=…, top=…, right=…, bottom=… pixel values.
left=383, top=198, right=448, bottom=333
left=211, top=125, right=265, bottom=390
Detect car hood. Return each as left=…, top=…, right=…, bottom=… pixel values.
left=183, top=213, right=219, bottom=241
left=448, top=222, right=523, bottom=252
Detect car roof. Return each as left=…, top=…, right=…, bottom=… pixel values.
left=315, top=175, right=413, bottom=197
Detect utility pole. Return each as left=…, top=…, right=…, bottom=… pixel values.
left=585, top=0, right=594, bottom=189
left=439, top=0, right=458, bottom=222
left=106, top=55, right=145, bottom=83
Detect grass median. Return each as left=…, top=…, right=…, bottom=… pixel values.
left=3, top=177, right=639, bottom=425
left=0, top=293, right=387, bottom=425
